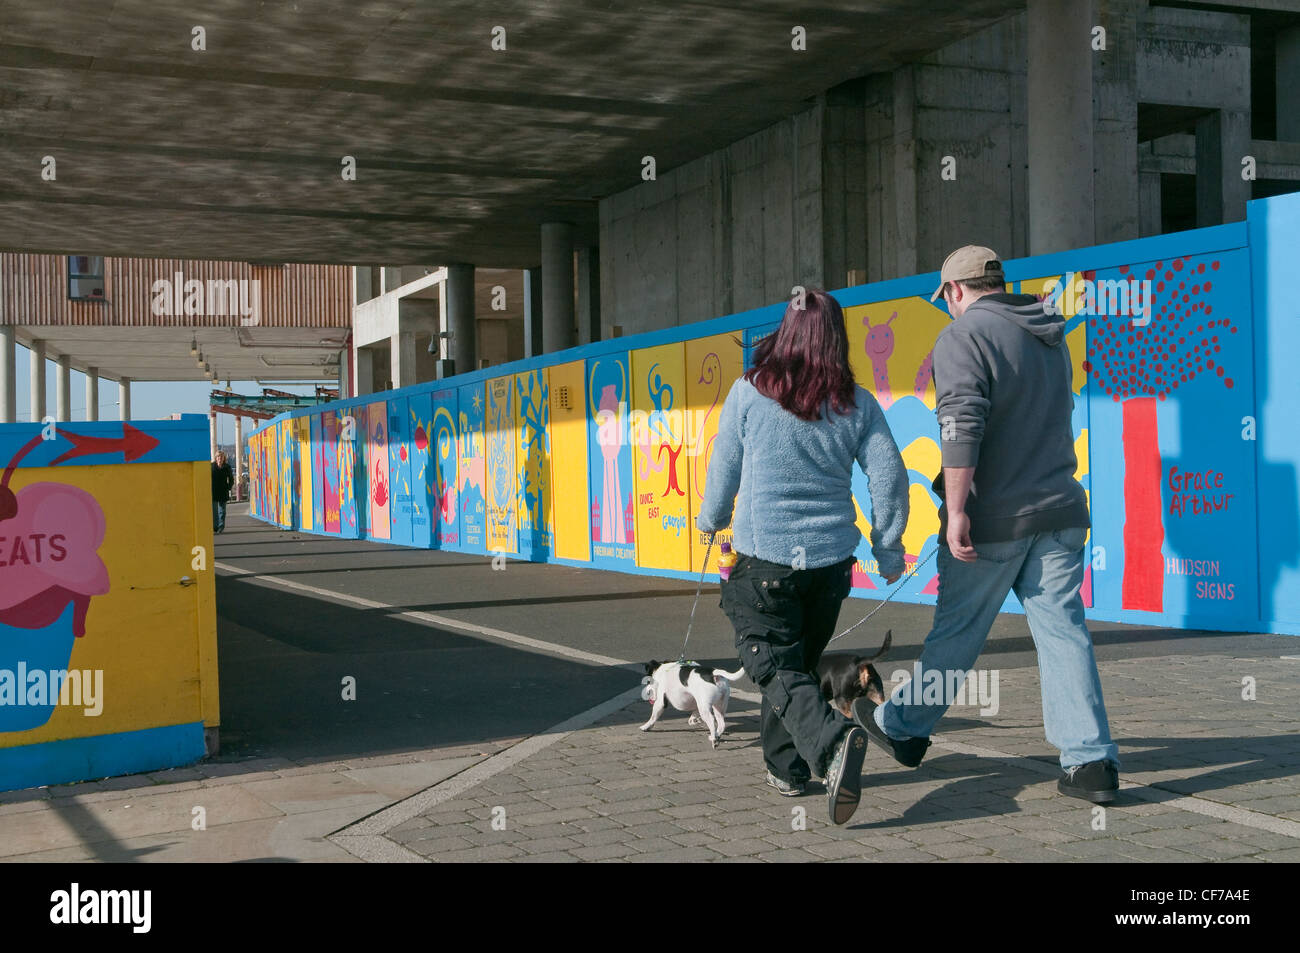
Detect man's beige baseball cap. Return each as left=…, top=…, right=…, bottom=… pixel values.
left=930, top=245, right=1005, bottom=301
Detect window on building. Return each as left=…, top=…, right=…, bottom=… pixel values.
left=68, top=256, right=105, bottom=300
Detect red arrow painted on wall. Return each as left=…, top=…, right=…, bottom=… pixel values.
left=47, top=424, right=160, bottom=466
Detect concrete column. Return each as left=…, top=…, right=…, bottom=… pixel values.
left=1027, top=0, right=1095, bottom=254
left=29, top=339, right=46, bottom=422
left=354, top=346, right=374, bottom=395
left=391, top=330, right=418, bottom=389
left=541, top=222, right=575, bottom=353
left=576, top=246, right=601, bottom=346
left=1277, top=28, right=1300, bottom=142
left=446, top=263, right=476, bottom=373
left=234, top=416, right=244, bottom=501
left=0, top=326, right=15, bottom=424
left=118, top=377, right=131, bottom=421
left=1196, top=110, right=1251, bottom=227
left=338, top=356, right=348, bottom=399
left=523, top=267, right=543, bottom=358
left=85, top=366, right=99, bottom=421
left=209, top=411, right=218, bottom=460
left=55, top=353, right=71, bottom=422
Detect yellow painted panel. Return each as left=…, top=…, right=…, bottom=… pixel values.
left=684, top=332, right=744, bottom=572
left=844, top=297, right=951, bottom=410
left=297, top=416, right=313, bottom=531
left=486, top=375, right=517, bottom=553
left=1021, top=274, right=1089, bottom=395
left=548, top=360, right=591, bottom=562
left=0, top=461, right=209, bottom=747
left=630, top=343, right=691, bottom=571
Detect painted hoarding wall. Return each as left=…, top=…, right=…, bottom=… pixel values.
left=247, top=195, right=1300, bottom=636
left=0, top=417, right=217, bottom=791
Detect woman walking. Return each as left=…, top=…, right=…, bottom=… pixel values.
left=697, top=289, right=909, bottom=825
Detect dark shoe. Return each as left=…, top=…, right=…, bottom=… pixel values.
left=765, top=772, right=806, bottom=797
left=852, top=697, right=931, bottom=768
left=1058, top=760, right=1119, bottom=804
left=824, top=726, right=867, bottom=825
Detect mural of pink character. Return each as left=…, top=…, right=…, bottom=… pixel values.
left=863, top=311, right=898, bottom=408
left=597, top=384, right=624, bottom=544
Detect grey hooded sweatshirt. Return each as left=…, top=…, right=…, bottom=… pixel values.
left=932, top=292, right=1090, bottom=543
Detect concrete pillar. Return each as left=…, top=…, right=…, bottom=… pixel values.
left=234, top=416, right=244, bottom=501
left=446, top=263, right=476, bottom=373
left=118, top=377, right=131, bottom=421
left=1196, top=110, right=1251, bottom=227
left=1277, top=28, right=1300, bottom=143
left=209, top=411, right=218, bottom=460
left=338, top=357, right=348, bottom=399
left=523, top=267, right=543, bottom=359
left=391, top=329, right=418, bottom=389
left=85, top=366, right=99, bottom=421
left=577, top=246, right=601, bottom=346
left=29, top=340, right=46, bottom=422
left=0, top=326, right=15, bottom=424
left=541, top=222, right=575, bottom=353
left=354, top=346, right=374, bottom=395
left=55, top=353, right=71, bottom=422
left=1027, top=0, right=1095, bottom=254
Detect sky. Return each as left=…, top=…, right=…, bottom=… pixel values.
left=9, top=340, right=325, bottom=445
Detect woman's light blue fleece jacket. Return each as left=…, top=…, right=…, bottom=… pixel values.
left=695, top=377, right=909, bottom=575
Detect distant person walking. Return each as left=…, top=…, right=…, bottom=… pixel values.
left=212, top=451, right=234, bottom=534
left=697, top=289, right=910, bottom=825
left=854, top=246, right=1120, bottom=804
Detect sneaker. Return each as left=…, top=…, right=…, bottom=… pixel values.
left=765, top=772, right=806, bottom=797
left=1058, top=760, right=1119, bottom=804
left=852, top=697, right=931, bottom=768
left=824, top=726, right=868, bottom=825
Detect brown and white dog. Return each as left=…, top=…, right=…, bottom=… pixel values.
left=640, top=660, right=746, bottom=748
left=815, top=630, right=893, bottom=718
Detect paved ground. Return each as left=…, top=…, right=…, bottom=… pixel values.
left=3, top=506, right=1299, bottom=862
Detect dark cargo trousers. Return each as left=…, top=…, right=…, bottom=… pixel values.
left=720, top=553, right=855, bottom=783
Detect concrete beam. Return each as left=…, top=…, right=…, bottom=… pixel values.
left=119, top=377, right=131, bottom=421
left=85, top=366, right=99, bottom=421
left=56, top=353, right=71, bottom=422
left=524, top=267, right=544, bottom=359
left=0, top=326, right=14, bottom=424
left=541, top=223, right=576, bottom=353
left=1027, top=0, right=1095, bottom=254
left=446, top=264, right=476, bottom=374
left=1196, top=110, right=1251, bottom=226
left=29, top=340, right=46, bottom=423
left=390, top=330, right=418, bottom=389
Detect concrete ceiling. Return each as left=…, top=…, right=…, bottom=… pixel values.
left=0, top=0, right=1022, bottom=269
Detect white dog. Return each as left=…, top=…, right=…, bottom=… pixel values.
left=639, top=660, right=746, bottom=748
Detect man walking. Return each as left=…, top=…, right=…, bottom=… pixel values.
left=854, top=246, right=1120, bottom=803
left=212, top=450, right=234, bottom=534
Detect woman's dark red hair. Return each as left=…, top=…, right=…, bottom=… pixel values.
left=744, top=289, right=857, bottom=421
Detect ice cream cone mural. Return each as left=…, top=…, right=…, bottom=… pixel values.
left=0, top=434, right=113, bottom=732
left=587, top=354, right=635, bottom=566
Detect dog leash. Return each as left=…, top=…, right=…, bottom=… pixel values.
left=827, top=545, right=938, bottom=646
left=678, top=531, right=716, bottom=663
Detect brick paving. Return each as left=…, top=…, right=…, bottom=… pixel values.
left=353, top=651, right=1300, bottom=862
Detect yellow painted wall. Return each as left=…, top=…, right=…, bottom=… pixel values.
left=684, top=332, right=744, bottom=572
left=631, top=343, right=691, bottom=572
left=0, top=461, right=218, bottom=748
left=548, top=361, right=591, bottom=562
left=515, top=369, right=553, bottom=551
left=296, top=416, right=313, bottom=531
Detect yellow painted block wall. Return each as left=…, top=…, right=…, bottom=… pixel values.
left=548, top=360, right=591, bottom=562
left=0, top=461, right=217, bottom=749
left=684, top=332, right=744, bottom=572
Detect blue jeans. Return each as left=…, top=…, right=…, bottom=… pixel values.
left=875, top=526, right=1119, bottom=769
left=213, top=501, right=226, bottom=533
